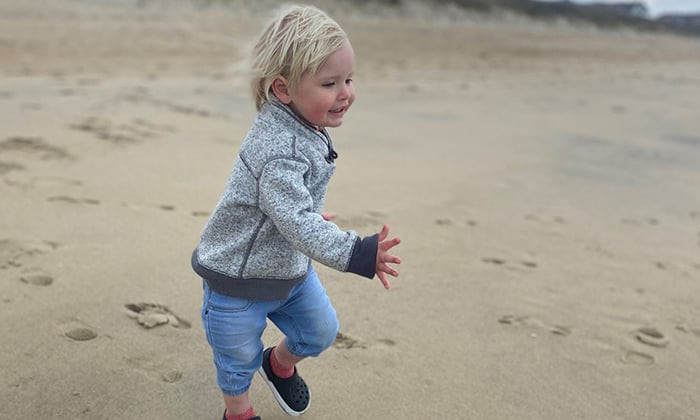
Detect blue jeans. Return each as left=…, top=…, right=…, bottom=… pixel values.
left=201, top=266, right=339, bottom=396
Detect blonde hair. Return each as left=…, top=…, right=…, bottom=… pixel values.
left=251, top=4, right=348, bottom=111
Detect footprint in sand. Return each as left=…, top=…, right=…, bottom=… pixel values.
left=47, top=196, right=100, bottom=205
left=0, top=242, right=24, bottom=269
left=133, top=87, right=208, bottom=114
left=482, top=257, right=538, bottom=270
left=70, top=117, right=138, bottom=144
left=158, top=100, right=215, bottom=118
left=498, top=315, right=529, bottom=325
left=621, top=350, right=654, bottom=365
left=124, top=353, right=183, bottom=384
left=435, top=218, right=480, bottom=228
left=376, top=338, right=397, bottom=347
left=0, top=137, right=73, bottom=161
left=65, top=328, right=98, bottom=342
left=0, top=161, right=24, bottom=175
left=333, top=332, right=396, bottom=350
left=19, top=270, right=54, bottom=286
left=621, top=217, right=661, bottom=227
left=621, top=218, right=641, bottom=226
left=524, top=213, right=567, bottom=225
left=59, top=318, right=98, bottom=342
left=161, top=369, right=183, bottom=384
left=125, top=202, right=206, bottom=216
left=634, top=327, right=669, bottom=348
left=675, top=324, right=700, bottom=338
left=498, top=315, right=571, bottom=337
left=70, top=116, right=176, bottom=145
left=0, top=238, right=59, bottom=270
left=334, top=331, right=366, bottom=349
left=5, top=176, right=83, bottom=192
left=482, top=257, right=506, bottom=265
left=116, top=87, right=216, bottom=118
left=549, top=325, right=572, bottom=336
left=124, top=303, right=192, bottom=329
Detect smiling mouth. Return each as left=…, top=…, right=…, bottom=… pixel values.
left=330, top=107, right=345, bottom=114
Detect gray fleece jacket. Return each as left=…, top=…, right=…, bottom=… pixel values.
left=191, top=98, right=378, bottom=300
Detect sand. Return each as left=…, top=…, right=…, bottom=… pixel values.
left=2, top=0, right=700, bottom=419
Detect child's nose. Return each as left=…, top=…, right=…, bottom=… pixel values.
left=338, top=84, right=350, bottom=100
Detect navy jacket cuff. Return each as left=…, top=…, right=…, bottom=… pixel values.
left=346, top=234, right=378, bottom=279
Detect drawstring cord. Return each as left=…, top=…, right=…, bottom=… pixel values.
left=324, top=134, right=338, bottom=163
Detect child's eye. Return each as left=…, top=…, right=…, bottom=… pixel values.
left=322, top=82, right=335, bottom=87
left=345, top=78, right=353, bottom=84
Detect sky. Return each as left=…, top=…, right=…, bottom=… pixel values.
left=544, top=1, right=700, bottom=17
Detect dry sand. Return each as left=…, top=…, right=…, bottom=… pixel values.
left=2, top=0, right=700, bottom=419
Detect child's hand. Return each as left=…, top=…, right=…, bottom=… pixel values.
left=376, top=224, right=401, bottom=290
left=321, top=212, right=336, bottom=221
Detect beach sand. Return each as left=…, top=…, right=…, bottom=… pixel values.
left=2, top=0, right=700, bottom=418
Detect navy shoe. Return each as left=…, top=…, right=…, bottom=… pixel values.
left=258, top=347, right=310, bottom=416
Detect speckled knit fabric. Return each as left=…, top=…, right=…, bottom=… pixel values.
left=192, top=98, right=378, bottom=300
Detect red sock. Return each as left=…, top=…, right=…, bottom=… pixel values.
left=225, top=406, right=256, bottom=420
left=270, top=347, right=295, bottom=378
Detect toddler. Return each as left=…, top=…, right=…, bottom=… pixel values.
left=191, top=5, right=401, bottom=419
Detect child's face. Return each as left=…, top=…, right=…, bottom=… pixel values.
left=289, top=41, right=355, bottom=128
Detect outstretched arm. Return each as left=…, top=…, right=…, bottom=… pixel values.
left=375, top=224, right=401, bottom=290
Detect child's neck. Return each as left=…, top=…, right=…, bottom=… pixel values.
left=275, top=97, right=322, bottom=132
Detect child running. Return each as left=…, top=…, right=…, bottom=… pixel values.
left=191, top=5, right=401, bottom=420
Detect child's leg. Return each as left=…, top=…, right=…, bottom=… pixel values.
left=259, top=267, right=338, bottom=415
left=269, top=266, right=339, bottom=362
left=201, top=282, right=271, bottom=417
left=269, top=338, right=302, bottom=378
left=223, top=392, right=253, bottom=418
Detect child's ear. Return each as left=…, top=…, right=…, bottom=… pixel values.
left=271, top=77, right=292, bottom=104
